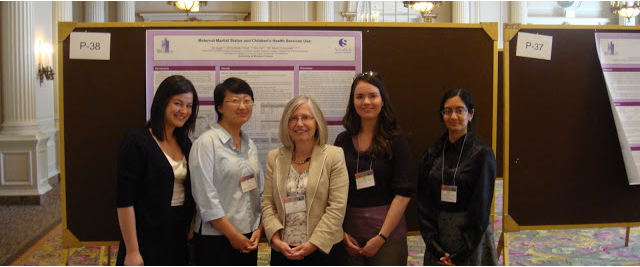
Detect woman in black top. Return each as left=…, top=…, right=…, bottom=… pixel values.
left=116, top=75, right=199, bottom=265
left=418, top=88, right=497, bottom=266
left=333, top=71, right=414, bottom=265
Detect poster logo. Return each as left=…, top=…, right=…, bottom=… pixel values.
left=605, top=41, right=616, bottom=55
left=335, top=38, right=352, bottom=54
left=157, top=38, right=173, bottom=53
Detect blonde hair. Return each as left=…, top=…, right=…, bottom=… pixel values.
left=279, top=95, right=328, bottom=149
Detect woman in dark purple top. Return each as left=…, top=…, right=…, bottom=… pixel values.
left=333, top=71, right=415, bottom=265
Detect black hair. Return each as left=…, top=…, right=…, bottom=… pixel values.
left=213, top=77, right=254, bottom=122
left=439, top=87, right=474, bottom=121
left=147, top=75, right=199, bottom=142
left=422, top=88, right=476, bottom=175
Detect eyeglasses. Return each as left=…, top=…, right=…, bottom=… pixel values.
left=354, top=71, right=385, bottom=89
left=441, top=108, right=468, bottom=116
left=224, top=98, right=254, bottom=106
left=354, top=71, right=381, bottom=81
left=288, top=115, right=314, bottom=124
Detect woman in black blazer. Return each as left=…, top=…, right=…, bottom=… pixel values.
left=116, top=75, right=199, bottom=265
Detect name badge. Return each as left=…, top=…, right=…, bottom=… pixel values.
left=355, top=169, right=375, bottom=190
left=441, top=185, right=457, bottom=203
left=284, top=195, right=306, bottom=214
left=240, top=174, right=257, bottom=193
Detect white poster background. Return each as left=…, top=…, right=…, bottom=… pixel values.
left=604, top=93, right=640, bottom=185
left=153, top=70, right=215, bottom=98
left=299, top=70, right=354, bottom=118
left=598, top=38, right=640, bottom=65
left=596, top=33, right=640, bottom=185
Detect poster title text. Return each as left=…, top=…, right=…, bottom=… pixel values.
left=198, top=38, right=312, bottom=43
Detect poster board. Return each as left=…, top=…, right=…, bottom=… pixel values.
left=501, top=24, right=640, bottom=264
left=145, top=29, right=363, bottom=168
left=58, top=21, right=498, bottom=246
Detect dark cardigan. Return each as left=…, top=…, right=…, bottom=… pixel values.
left=115, top=126, right=195, bottom=265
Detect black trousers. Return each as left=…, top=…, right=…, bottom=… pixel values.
left=193, top=232, right=257, bottom=266
left=116, top=205, right=190, bottom=266
left=270, top=245, right=334, bottom=266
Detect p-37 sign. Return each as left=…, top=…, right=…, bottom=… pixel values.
left=516, top=32, right=553, bottom=61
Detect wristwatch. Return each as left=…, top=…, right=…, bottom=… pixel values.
left=377, top=233, right=388, bottom=242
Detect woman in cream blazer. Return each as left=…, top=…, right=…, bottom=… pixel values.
left=261, top=96, right=349, bottom=265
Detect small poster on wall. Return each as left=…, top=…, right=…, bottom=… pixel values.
left=595, top=32, right=640, bottom=185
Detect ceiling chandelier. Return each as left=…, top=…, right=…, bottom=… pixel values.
left=403, top=1, right=442, bottom=22
left=403, top=1, right=442, bottom=14
left=167, top=1, right=207, bottom=15
left=611, top=1, right=640, bottom=22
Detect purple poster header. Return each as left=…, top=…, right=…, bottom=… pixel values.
left=220, top=66, right=294, bottom=71
left=154, top=66, right=215, bottom=71
left=614, top=102, right=640, bottom=106
left=299, top=66, right=356, bottom=71
left=603, top=68, right=640, bottom=72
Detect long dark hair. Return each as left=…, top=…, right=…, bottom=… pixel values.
left=342, top=71, right=400, bottom=157
left=147, top=75, right=199, bottom=142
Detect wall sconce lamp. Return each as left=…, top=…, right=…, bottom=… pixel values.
left=35, top=40, right=54, bottom=84
left=403, top=1, right=442, bottom=22
left=167, top=1, right=207, bottom=16
left=611, top=1, right=640, bottom=22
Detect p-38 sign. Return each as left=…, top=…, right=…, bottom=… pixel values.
left=70, top=32, right=111, bottom=60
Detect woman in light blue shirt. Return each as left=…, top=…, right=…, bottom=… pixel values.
left=190, top=77, right=264, bottom=266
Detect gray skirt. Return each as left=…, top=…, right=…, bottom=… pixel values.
left=423, top=211, right=498, bottom=266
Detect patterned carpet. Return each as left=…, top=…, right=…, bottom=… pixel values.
left=10, top=180, right=640, bottom=265
left=0, top=179, right=61, bottom=265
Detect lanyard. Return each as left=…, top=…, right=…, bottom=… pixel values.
left=356, top=151, right=375, bottom=172
left=442, top=133, right=467, bottom=187
left=356, top=135, right=374, bottom=172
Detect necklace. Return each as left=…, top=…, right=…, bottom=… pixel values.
left=292, top=155, right=311, bottom=165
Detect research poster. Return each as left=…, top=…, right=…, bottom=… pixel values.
left=146, top=30, right=362, bottom=167
left=595, top=33, right=640, bottom=185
